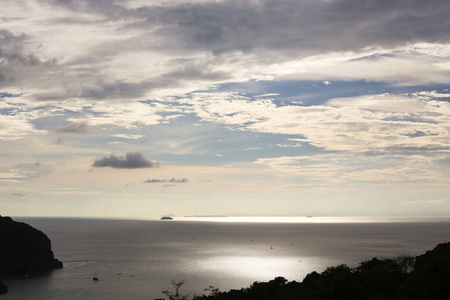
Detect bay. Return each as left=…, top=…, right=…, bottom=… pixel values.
left=2, top=217, right=450, bottom=300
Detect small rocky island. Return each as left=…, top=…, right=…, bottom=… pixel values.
left=160, top=216, right=173, bottom=220
left=0, top=215, right=63, bottom=295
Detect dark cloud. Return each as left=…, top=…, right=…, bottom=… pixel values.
left=160, top=0, right=450, bottom=56
left=6, top=0, right=450, bottom=102
left=144, top=177, right=189, bottom=183
left=38, top=0, right=450, bottom=57
left=169, top=177, right=189, bottom=183
left=144, top=178, right=166, bottom=183
left=163, top=64, right=230, bottom=82
left=54, top=121, right=91, bottom=134
left=43, top=0, right=128, bottom=18
left=0, top=29, right=35, bottom=65
left=13, top=193, right=26, bottom=197
left=53, top=137, right=64, bottom=145
left=31, top=72, right=214, bottom=101
left=30, top=80, right=154, bottom=101
left=75, top=80, right=155, bottom=100
left=92, top=152, right=159, bottom=169
left=0, top=29, right=57, bottom=88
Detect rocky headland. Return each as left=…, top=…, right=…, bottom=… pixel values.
left=0, top=215, right=63, bottom=295
left=0, top=281, right=6, bottom=296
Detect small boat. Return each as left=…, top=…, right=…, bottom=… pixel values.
left=93, top=270, right=99, bottom=281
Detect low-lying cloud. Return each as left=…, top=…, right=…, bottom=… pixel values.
left=144, top=178, right=189, bottom=183
left=54, top=121, right=91, bottom=134
left=92, top=152, right=159, bottom=169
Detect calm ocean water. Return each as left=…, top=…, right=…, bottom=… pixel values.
left=2, top=217, right=450, bottom=300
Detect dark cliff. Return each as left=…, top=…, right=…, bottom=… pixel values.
left=0, top=215, right=63, bottom=276
left=0, top=281, right=6, bottom=295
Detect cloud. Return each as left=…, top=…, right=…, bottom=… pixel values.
left=326, top=94, right=423, bottom=113
left=54, top=121, right=91, bottom=134
left=0, top=94, right=185, bottom=141
left=169, top=177, right=188, bottom=183
left=0, top=29, right=58, bottom=90
left=108, top=141, right=127, bottom=145
left=0, top=30, right=51, bottom=75
left=144, top=178, right=188, bottom=183
left=54, top=0, right=450, bottom=56
left=182, top=91, right=450, bottom=154
left=276, top=142, right=302, bottom=148
left=253, top=153, right=442, bottom=183
left=53, top=137, right=64, bottom=145
left=0, top=163, right=45, bottom=181
left=0, top=115, right=44, bottom=140
left=404, top=199, right=449, bottom=205
left=13, top=193, right=26, bottom=197
left=112, top=134, right=145, bottom=139
left=74, top=101, right=167, bottom=129
left=2, top=0, right=450, bottom=104
left=144, top=179, right=166, bottom=183
left=92, top=152, right=159, bottom=169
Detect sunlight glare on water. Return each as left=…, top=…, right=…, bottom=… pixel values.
left=200, top=255, right=311, bottom=280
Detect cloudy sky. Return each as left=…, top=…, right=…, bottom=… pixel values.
left=1, top=0, right=450, bottom=219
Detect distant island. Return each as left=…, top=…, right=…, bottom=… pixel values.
left=160, top=216, right=174, bottom=220
left=156, top=242, right=450, bottom=300
left=0, top=216, right=63, bottom=295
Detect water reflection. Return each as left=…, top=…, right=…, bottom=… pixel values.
left=200, top=255, right=318, bottom=281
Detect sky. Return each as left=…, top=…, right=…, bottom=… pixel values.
left=1, top=0, right=450, bottom=219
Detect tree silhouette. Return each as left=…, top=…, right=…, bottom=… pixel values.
left=159, top=280, right=191, bottom=300
left=204, top=286, right=220, bottom=297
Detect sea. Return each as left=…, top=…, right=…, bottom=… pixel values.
left=1, top=217, right=450, bottom=300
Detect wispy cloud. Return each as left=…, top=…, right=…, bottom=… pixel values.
left=182, top=91, right=450, bottom=155
left=112, top=134, right=145, bottom=140
left=404, top=199, right=449, bottom=205
left=254, top=153, right=444, bottom=183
